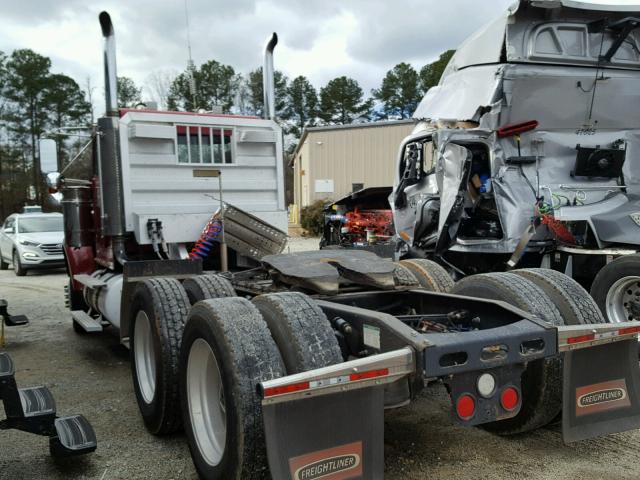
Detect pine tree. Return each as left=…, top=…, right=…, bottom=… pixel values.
left=117, top=76, right=143, bottom=108
left=284, top=76, right=318, bottom=137
left=246, top=67, right=288, bottom=117
left=372, top=63, right=421, bottom=119
left=419, top=50, right=456, bottom=93
left=168, top=61, right=241, bottom=113
left=319, top=76, right=371, bottom=124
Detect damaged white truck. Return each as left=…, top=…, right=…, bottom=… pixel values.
left=324, top=0, right=640, bottom=326
left=39, top=3, right=640, bottom=480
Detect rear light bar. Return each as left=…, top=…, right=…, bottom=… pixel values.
left=259, top=348, right=415, bottom=405
left=496, top=120, right=539, bottom=138
left=558, top=322, right=640, bottom=352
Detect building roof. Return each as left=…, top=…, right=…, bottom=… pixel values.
left=292, top=118, right=416, bottom=160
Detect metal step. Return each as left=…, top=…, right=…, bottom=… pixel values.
left=0, top=300, right=28, bottom=326
left=19, top=386, right=56, bottom=418
left=0, top=352, right=15, bottom=379
left=71, top=311, right=103, bottom=333
left=50, top=415, right=97, bottom=457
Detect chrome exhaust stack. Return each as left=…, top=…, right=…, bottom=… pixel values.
left=262, top=32, right=278, bottom=120
left=99, top=11, right=118, bottom=116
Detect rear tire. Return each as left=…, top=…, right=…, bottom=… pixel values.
left=252, top=292, right=343, bottom=374
left=179, top=297, right=285, bottom=480
left=591, top=255, right=640, bottom=323
left=13, top=250, right=26, bottom=276
left=400, top=259, right=453, bottom=292
left=393, top=263, right=420, bottom=287
left=514, top=268, right=606, bottom=324
left=451, top=272, right=564, bottom=435
left=183, top=274, right=235, bottom=305
left=129, top=278, right=190, bottom=435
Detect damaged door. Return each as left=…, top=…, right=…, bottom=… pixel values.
left=435, top=143, right=472, bottom=254
left=392, top=135, right=440, bottom=249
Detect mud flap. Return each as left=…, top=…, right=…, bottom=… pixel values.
left=563, top=339, right=640, bottom=443
left=263, top=387, right=384, bottom=480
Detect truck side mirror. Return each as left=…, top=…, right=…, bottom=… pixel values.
left=4, top=227, right=14, bottom=234
left=39, top=138, right=59, bottom=174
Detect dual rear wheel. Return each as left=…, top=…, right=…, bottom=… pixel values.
left=451, top=268, right=605, bottom=435
left=128, top=272, right=342, bottom=479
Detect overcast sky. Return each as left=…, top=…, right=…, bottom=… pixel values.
left=0, top=0, right=513, bottom=110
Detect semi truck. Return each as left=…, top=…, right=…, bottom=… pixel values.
left=39, top=5, right=640, bottom=480
left=323, top=0, right=640, bottom=328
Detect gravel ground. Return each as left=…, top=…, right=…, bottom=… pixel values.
left=0, top=238, right=639, bottom=479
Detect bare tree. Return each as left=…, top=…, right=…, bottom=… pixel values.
left=84, top=76, right=96, bottom=124
left=145, top=69, right=177, bottom=110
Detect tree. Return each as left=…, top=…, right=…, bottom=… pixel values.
left=117, top=76, right=142, bottom=108
left=246, top=67, right=288, bottom=117
left=83, top=76, right=96, bottom=124
left=372, top=63, right=421, bottom=119
left=319, top=76, right=371, bottom=125
left=284, top=76, right=318, bottom=138
left=419, top=49, right=455, bottom=93
left=168, top=60, right=240, bottom=113
left=145, top=69, right=177, bottom=110
left=3, top=49, right=52, bottom=202
left=45, top=74, right=91, bottom=167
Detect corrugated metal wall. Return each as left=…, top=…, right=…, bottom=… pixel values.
left=293, top=121, right=415, bottom=207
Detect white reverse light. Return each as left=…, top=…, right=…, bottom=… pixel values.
left=477, top=373, right=496, bottom=398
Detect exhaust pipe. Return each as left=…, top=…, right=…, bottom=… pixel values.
left=99, top=12, right=118, bottom=116
left=262, top=32, right=278, bottom=120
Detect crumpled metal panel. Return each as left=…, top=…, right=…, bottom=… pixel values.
left=413, top=66, right=503, bottom=122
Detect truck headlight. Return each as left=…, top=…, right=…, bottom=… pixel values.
left=19, top=240, right=40, bottom=247
left=630, top=213, right=640, bottom=227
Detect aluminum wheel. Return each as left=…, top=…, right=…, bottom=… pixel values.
left=187, top=338, right=227, bottom=467
left=134, top=311, right=157, bottom=404
left=605, top=276, right=640, bottom=323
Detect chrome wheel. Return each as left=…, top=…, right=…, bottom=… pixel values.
left=187, top=338, right=227, bottom=467
left=605, top=276, right=640, bottom=323
left=134, top=311, right=157, bottom=404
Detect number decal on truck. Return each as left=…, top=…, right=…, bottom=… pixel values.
left=289, top=441, right=363, bottom=480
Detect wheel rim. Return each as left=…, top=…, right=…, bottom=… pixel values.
left=134, top=311, right=157, bottom=404
left=605, top=276, right=640, bottom=323
left=187, top=338, right=227, bottom=467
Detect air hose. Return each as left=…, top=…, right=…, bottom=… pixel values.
left=189, top=217, right=223, bottom=260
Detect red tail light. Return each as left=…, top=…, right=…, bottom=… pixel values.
left=497, top=120, right=539, bottom=138
left=456, top=394, right=476, bottom=420
left=500, top=387, right=520, bottom=411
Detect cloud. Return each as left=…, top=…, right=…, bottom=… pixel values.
left=0, top=0, right=515, bottom=107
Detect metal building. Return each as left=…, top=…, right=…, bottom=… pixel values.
left=291, top=119, right=415, bottom=215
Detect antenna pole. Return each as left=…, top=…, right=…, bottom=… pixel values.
left=184, top=0, right=197, bottom=109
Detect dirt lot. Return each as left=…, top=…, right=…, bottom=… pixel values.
left=1, top=237, right=639, bottom=479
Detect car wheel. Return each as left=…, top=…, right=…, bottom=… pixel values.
left=13, top=250, right=26, bottom=276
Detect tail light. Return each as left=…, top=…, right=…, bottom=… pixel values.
left=497, top=120, right=539, bottom=138
left=456, top=394, right=476, bottom=420
left=500, top=387, right=520, bottom=411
